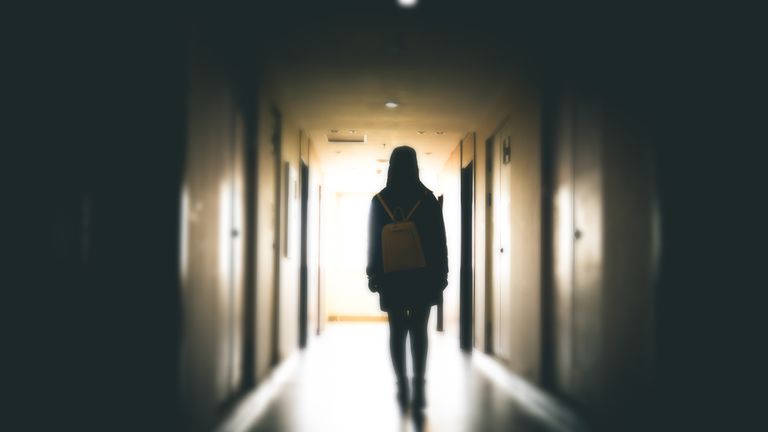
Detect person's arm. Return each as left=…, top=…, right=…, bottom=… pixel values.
left=366, top=197, right=382, bottom=292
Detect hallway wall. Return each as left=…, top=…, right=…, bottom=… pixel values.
left=305, top=139, right=323, bottom=337
left=252, top=76, right=310, bottom=380
left=253, top=80, right=281, bottom=383
left=188, top=57, right=659, bottom=430
left=468, top=72, right=656, bottom=424
left=179, top=32, right=310, bottom=430
left=550, top=91, right=656, bottom=417
left=180, top=34, right=249, bottom=430
left=438, top=143, right=462, bottom=334
left=470, top=72, right=543, bottom=383
left=276, top=118, right=302, bottom=361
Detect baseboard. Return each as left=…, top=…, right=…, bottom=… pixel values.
left=327, top=315, right=388, bottom=322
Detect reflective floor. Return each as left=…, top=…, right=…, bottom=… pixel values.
left=219, top=324, right=588, bottom=432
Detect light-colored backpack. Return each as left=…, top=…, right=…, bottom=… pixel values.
left=376, top=193, right=426, bottom=273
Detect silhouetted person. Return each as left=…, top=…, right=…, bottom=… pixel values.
left=367, top=146, right=448, bottom=411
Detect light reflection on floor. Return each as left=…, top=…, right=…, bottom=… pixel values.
left=224, top=323, right=587, bottom=432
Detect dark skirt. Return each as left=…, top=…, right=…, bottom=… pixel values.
left=377, top=269, right=443, bottom=312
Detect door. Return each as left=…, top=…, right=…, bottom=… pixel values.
left=552, top=93, right=575, bottom=392
left=299, top=161, right=309, bottom=347
left=497, top=131, right=513, bottom=362
left=551, top=93, right=605, bottom=403
left=270, top=107, right=282, bottom=366
left=460, top=132, right=475, bottom=351
left=225, top=108, right=246, bottom=397
left=460, top=161, right=474, bottom=350
left=490, top=128, right=514, bottom=362
left=571, top=99, right=603, bottom=401
left=484, top=137, right=495, bottom=353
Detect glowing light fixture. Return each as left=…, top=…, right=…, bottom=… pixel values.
left=385, top=101, right=399, bottom=108
left=397, top=0, right=418, bottom=8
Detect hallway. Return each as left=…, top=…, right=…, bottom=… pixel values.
left=14, top=1, right=763, bottom=431
left=217, top=324, right=586, bottom=432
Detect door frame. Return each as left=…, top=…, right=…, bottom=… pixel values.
left=298, top=160, right=309, bottom=347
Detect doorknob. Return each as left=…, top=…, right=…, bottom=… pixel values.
left=574, top=229, right=582, bottom=240
left=500, top=248, right=504, bottom=253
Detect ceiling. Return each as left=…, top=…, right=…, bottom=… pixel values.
left=265, top=28, right=512, bottom=192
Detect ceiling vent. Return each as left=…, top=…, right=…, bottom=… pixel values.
left=326, top=131, right=367, bottom=144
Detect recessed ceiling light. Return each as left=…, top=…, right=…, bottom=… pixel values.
left=349, top=129, right=357, bottom=134
left=397, top=0, right=418, bottom=9
left=435, top=131, right=444, bottom=135
left=417, top=131, right=425, bottom=135
left=330, top=129, right=339, bottom=133
left=385, top=101, right=399, bottom=108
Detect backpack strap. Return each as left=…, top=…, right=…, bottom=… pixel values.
left=376, top=193, right=396, bottom=221
left=405, top=189, right=429, bottom=221
left=405, top=199, right=422, bottom=221
left=377, top=189, right=428, bottom=221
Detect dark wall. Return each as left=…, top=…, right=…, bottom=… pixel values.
left=11, top=8, right=189, bottom=431
left=544, top=50, right=758, bottom=430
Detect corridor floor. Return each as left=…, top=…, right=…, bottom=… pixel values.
left=217, top=324, right=588, bottom=432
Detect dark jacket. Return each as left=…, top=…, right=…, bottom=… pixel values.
left=366, top=185, right=448, bottom=311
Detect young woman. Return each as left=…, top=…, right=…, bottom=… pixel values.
left=366, top=146, right=448, bottom=411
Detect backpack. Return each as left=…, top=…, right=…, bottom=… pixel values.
left=376, top=192, right=427, bottom=273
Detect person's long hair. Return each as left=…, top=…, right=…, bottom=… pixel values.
left=382, top=146, right=426, bottom=212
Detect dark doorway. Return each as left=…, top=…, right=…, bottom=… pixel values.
left=460, top=161, right=474, bottom=351
left=241, top=91, right=258, bottom=390
left=484, top=137, right=494, bottom=354
left=270, top=107, right=282, bottom=366
left=299, top=161, right=309, bottom=347
left=437, top=195, right=445, bottom=332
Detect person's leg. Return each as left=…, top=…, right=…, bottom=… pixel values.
left=408, top=306, right=431, bottom=380
left=387, top=309, right=409, bottom=408
left=408, top=306, right=431, bottom=408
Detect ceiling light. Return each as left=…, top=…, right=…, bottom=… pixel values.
left=397, top=0, right=418, bottom=8
left=330, top=129, right=339, bottom=133
left=348, top=129, right=357, bottom=134
left=385, top=101, right=399, bottom=108
left=435, top=131, right=444, bottom=135
left=417, top=131, right=425, bottom=135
